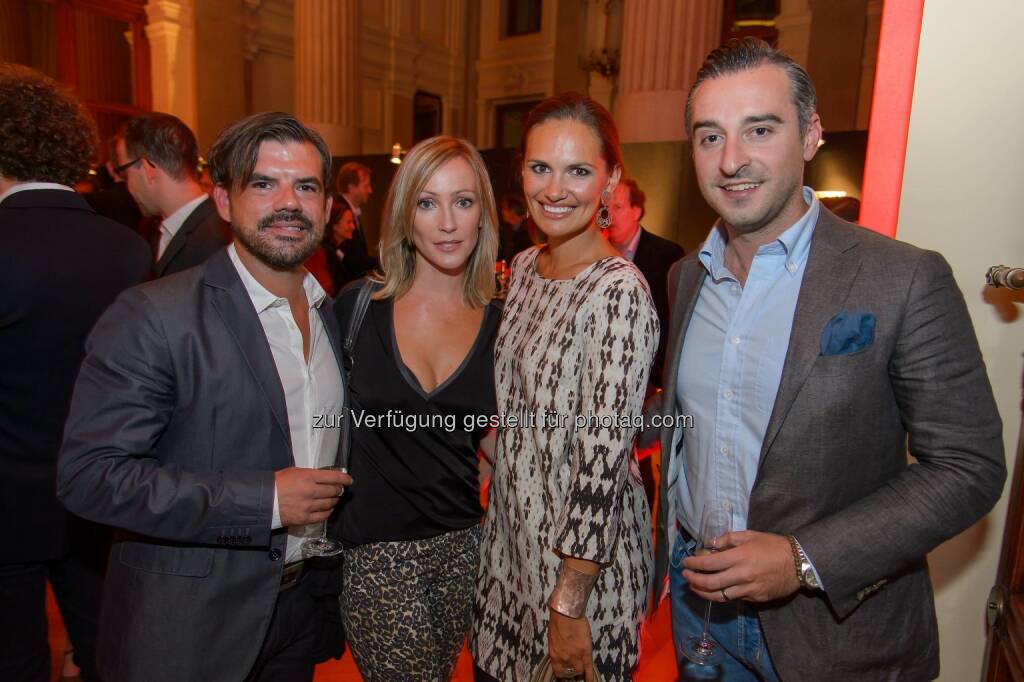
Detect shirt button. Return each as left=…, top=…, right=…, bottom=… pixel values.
left=731, top=336, right=741, bottom=345
left=731, top=284, right=741, bottom=294
left=723, top=389, right=734, bottom=400
left=268, top=548, right=282, bottom=561
left=786, top=262, right=797, bottom=273
left=720, top=445, right=728, bottom=455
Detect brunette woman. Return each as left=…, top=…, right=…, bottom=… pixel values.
left=472, top=94, right=658, bottom=681
left=333, top=136, right=501, bottom=680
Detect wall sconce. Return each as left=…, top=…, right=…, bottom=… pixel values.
left=815, top=190, right=848, bottom=199
left=390, top=143, right=406, bottom=165
left=580, top=49, right=620, bottom=78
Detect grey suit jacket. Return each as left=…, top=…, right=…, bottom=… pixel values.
left=57, top=248, right=350, bottom=682
left=652, top=209, right=1004, bottom=680
left=154, top=195, right=232, bottom=277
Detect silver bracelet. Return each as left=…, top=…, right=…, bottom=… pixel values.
left=547, top=562, right=599, bottom=619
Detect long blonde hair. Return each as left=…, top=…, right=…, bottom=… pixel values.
left=374, top=136, right=499, bottom=306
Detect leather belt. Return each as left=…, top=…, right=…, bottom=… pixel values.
left=676, top=519, right=697, bottom=545
left=279, top=560, right=306, bottom=592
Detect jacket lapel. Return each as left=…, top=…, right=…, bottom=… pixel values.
left=156, top=197, right=214, bottom=276
left=658, top=256, right=706, bottom=456
left=758, top=210, right=862, bottom=466
left=203, top=250, right=293, bottom=464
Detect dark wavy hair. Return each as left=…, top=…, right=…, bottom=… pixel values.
left=208, top=111, right=332, bottom=191
left=0, top=64, right=98, bottom=185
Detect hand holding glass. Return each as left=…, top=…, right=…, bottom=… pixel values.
left=682, top=501, right=733, bottom=665
left=301, top=465, right=346, bottom=558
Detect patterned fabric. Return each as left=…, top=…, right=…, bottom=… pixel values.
left=340, top=526, right=480, bottom=681
left=472, top=248, right=658, bottom=680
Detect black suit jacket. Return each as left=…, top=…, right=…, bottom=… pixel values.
left=154, top=196, right=232, bottom=277
left=0, top=189, right=150, bottom=562
left=330, top=195, right=377, bottom=288
left=57, top=249, right=350, bottom=681
left=631, top=227, right=685, bottom=388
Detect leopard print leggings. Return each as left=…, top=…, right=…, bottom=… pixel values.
left=340, top=525, right=480, bottom=681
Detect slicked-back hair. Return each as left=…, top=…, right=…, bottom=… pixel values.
left=121, top=113, right=200, bottom=182
left=375, top=136, right=498, bottom=307
left=335, top=161, right=370, bottom=196
left=0, top=64, right=97, bottom=185
left=208, top=112, right=332, bottom=192
left=520, top=92, right=624, bottom=177
left=620, top=177, right=646, bottom=221
left=685, top=37, right=817, bottom=136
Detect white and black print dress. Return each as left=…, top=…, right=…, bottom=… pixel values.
left=471, top=248, right=658, bottom=680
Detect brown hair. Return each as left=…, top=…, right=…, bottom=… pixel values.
left=685, top=37, right=817, bottom=135
left=375, top=136, right=498, bottom=307
left=335, top=161, right=371, bottom=196
left=208, top=112, right=332, bottom=191
left=520, top=92, right=624, bottom=175
left=120, top=113, right=199, bottom=181
left=0, top=64, right=97, bottom=185
left=620, top=177, right=646, bottom=221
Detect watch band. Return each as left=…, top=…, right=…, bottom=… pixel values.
left=787, top=535, right=819, bottom=589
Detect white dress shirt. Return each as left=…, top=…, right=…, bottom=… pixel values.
left=227, top=244, right=344, bottom=563
left=0, top=182, right=74, bottom=203
left=157, top=194, right=208, bottom=260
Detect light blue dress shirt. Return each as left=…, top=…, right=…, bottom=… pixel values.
left=676, top=188, right=819, bottom=542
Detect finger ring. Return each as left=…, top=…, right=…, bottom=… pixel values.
left=564, top=666, right=578, bottom=676
left=721, top=587, right=730, bottom=601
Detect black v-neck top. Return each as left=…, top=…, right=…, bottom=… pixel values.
left=334, top=291, right=501, bottom=547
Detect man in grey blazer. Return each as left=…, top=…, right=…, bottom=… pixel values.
left=58, top=112, right=352, bottom=682
left=652, top=39, right=1005, bottom=680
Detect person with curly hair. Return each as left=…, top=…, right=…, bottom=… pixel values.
left=0, top=64, right=152, bottom=682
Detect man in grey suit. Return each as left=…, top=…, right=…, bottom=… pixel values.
left=58, top=112, right=353, bottom=682
left=652, top=38, right=1005, bottom=680
left=114, top=112, right=231, bottom=277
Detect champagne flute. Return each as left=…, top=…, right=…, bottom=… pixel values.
left=681, top=501, right=733, bottom=665
left=301, top=465, right=346, bottom=558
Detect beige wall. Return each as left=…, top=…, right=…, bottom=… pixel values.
left=897, top=1, right=1024, bottom=679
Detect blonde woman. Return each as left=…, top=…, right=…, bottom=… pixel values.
left=332, top=136, right=500, bottom=680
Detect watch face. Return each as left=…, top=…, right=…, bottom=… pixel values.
left=802, top=565, right=819, bottom=588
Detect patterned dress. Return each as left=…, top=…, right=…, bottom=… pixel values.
left=472, top=248, right=658, bottom=680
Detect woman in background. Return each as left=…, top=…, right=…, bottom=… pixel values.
left=472, top=93, right=658, bottom=681
left=333, top=135, right=501, bottom=681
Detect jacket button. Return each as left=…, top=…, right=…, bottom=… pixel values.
left=269, top=548, right=282, bottom=561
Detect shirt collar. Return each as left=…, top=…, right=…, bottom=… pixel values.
left=162, top=194, right=209, bottom=238
left=698, top=187, right=819, bottom=280
left=227, top=243, right=326, bottom=314
left=618, top=224, right=643, bottom=261
left=0, top=182, right=74, bottom=204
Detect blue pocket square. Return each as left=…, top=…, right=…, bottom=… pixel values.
left=820, top=312, right=875, bottom=356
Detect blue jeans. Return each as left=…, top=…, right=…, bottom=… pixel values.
left=670, top=537, right=779, bottom=681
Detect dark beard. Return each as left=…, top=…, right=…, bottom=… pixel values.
left=234, top=210, right=321, bottom=269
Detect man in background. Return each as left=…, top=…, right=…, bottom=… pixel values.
left=606, top=177, right=685, bottom=390
left=330, top=161, right=377, bottom=285
left=115, top=112, right=231, bottom=277
left=0, top=64, right=151, bottom=682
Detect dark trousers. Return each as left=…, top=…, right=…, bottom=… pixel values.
left=0, top=552, right=104, bottom=682
left=245, top=575, right=320, bottom=682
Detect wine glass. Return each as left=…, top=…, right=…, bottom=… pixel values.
left=681, top=501, right=733, bottom=666
left=301, top=465, right=346, bottom=558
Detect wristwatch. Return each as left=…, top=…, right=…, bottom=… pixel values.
left=787, top=535, right=820, bottom=589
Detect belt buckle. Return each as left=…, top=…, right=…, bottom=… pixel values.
left=279, top=560, right=305, bottom=592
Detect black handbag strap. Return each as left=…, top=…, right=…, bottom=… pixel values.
left=343, top=279, right=381, bottom=379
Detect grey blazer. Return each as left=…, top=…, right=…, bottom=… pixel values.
left=57, top=248, right=350, bottom=682
left=652, top=209, right=1004, bottom=680
left=154, top=195, right=232, bottom=277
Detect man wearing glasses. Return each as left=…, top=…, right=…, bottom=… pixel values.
left=114, top=113, right=231, bottom=277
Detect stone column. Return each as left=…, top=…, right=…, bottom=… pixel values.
left=293, top=0, right=361, bottom=155
left=614, top=0, right=721, bottom=143
left=145, top=0, right=198, bottom=131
